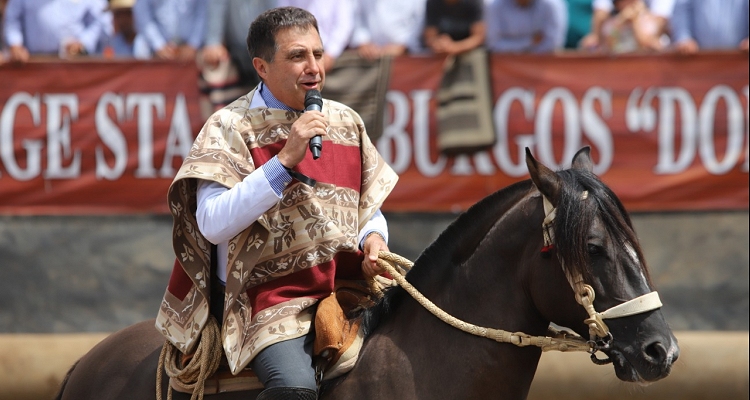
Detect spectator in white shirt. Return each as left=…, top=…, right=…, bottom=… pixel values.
left=350, top=0, right=427, bottom=60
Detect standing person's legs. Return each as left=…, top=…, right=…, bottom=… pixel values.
left=250, top=333, right=317, bottom=399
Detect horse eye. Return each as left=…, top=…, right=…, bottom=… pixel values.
left=588, top=244, right=604, bottom=256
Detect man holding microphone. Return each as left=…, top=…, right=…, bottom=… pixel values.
left=155, top=6, right=398, bottom=400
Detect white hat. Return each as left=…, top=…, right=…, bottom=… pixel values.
left=107, top=0, right=135, bottom=10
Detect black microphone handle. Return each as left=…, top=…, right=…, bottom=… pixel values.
left=305, top=90, right=324, bottom=160
left=310, top=135, right=322, bottom=159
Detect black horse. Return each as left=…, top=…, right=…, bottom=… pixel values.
left=55, top=147, right=678, bottom=400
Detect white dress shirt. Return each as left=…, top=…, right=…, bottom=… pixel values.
left=196, top=90, right=388, bottom=283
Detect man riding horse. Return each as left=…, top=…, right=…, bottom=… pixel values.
left=155, top=6, right=398, bottom=400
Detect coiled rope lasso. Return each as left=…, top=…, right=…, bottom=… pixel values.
left=156, top=315, right=223, bottom=400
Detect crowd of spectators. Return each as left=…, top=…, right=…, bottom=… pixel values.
left=1, top=0, right=747, bottom=67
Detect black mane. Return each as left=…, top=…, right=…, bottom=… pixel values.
left=362, top=166, right=649, bottom=335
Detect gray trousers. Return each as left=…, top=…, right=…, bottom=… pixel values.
left=249, top=332, right=318, bottom=390
left=211, top=274, right=317, bottom=391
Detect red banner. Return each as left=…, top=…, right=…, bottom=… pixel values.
left=0, top=61, right=204, bottom=214
left=381, top=51, right=749, bottom=212
left=0, top=53, right=747, bottom=214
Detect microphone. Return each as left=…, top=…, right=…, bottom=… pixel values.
left=305, top=89, right=324, bottom=160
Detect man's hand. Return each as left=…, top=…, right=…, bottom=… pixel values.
left=9, top=45, right=29, bottom=63
left=177, top=45, right=198, bottom=61
left=63, top=41, right=86, bottom=58
left=278, top=111, right=328, bottom=168
left=675, top=39, right=699, bottom=54
left=356, top=43, right=381, bottom=61
left=155, top=44, right=177, bottom=60
left=201, top=44, right=229, bottom=68
left=361, top=232, right=389, bottom=278
left=579, top=33, right=600, bottom=51
left=740, top=38, right=749, bottom=52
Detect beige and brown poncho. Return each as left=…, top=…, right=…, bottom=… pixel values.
left=155, top=88, right=398, bottom=374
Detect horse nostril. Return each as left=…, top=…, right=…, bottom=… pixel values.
left=644, top=341, right=667, bottom=364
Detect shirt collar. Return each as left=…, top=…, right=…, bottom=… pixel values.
left=258, top=82, right=300, bottom=112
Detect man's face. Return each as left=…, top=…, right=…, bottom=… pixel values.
left=255, top=26, right=325, bottom=110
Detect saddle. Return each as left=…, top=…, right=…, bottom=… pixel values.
left=169, top=279, right=376, bottom=395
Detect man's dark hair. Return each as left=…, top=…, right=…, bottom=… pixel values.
left=247, top=6, right=320, bottom=63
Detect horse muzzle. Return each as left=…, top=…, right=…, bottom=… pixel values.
left=608, top=334, right=680, bottom=384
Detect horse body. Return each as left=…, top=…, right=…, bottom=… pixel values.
left=55, top=148, right=678, bottom=400
left=322, top=178, right=568, bottom=399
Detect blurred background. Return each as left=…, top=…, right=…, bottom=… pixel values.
left=0, top=0, right=748, bottom=399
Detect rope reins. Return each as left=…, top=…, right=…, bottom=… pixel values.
left=369, top=192, right=663, bottom=362
left=372, top=252, right=592, bottom=352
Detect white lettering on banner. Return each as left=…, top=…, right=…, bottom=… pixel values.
left=412, top=90, right=446, bottom=177
left=452, top=152, right=495, bottom=176
left=379, top=86, right=614, bottom=177
left=0, top=92, right=43, bottom=180
left=378, top=84, right=747, bottom=179
left=44, top=94, right=81, bottom=179
left=378, top=91, right=413, bottom=173
left=581, top=87, right=613, bottom=174
left=127, top=94, right=165, bottom=178
left=493, top=87, right=535, bottom=177
left=699, top=85, right=745, bottom=174
left=536, top=88, right=582, bottom=171
left=95, top=92, right=128, bottom=180
left=628, top=85, right=749, bottom=175
left=0, top=91, right=194, bottom=181
left=160, top=94, right=193, bottom=177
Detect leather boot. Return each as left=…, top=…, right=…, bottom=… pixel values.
left=255, top=386, right=317, bottom=400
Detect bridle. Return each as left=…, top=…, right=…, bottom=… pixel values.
left=371, top=191, right=663, bottom=365
left=540, top=192, right=663, bottom=363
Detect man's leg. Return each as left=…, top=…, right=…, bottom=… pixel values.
left=250, top=333, right=317, bottom=399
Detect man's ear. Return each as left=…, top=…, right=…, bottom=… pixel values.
left=252, top=57, right=268, bottom=80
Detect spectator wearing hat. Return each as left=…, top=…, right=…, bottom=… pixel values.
left=197, top=0, right=275, bottom=115
left=101, top=0, right=137, bottom=57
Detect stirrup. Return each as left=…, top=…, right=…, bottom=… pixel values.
left=256, top=386, right=317, bottom=400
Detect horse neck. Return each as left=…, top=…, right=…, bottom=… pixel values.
left=407, top=185, right=548, bottom=331
left=326, top=184, right=550, bottom=399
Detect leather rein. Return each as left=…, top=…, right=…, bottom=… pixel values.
left=372, top=192, right=662, bottom=365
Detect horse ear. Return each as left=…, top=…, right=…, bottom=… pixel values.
left=526, top=147, right=561, bottom=204
left=571, top=146, right=593, bottom=172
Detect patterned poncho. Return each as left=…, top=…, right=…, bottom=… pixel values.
left=155, top=89, right=398, bottom=374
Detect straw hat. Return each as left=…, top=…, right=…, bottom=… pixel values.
left=107, top=0, right=135, bottom=10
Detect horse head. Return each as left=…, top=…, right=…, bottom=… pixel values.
left=526, top=146, right=679, bottom=383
